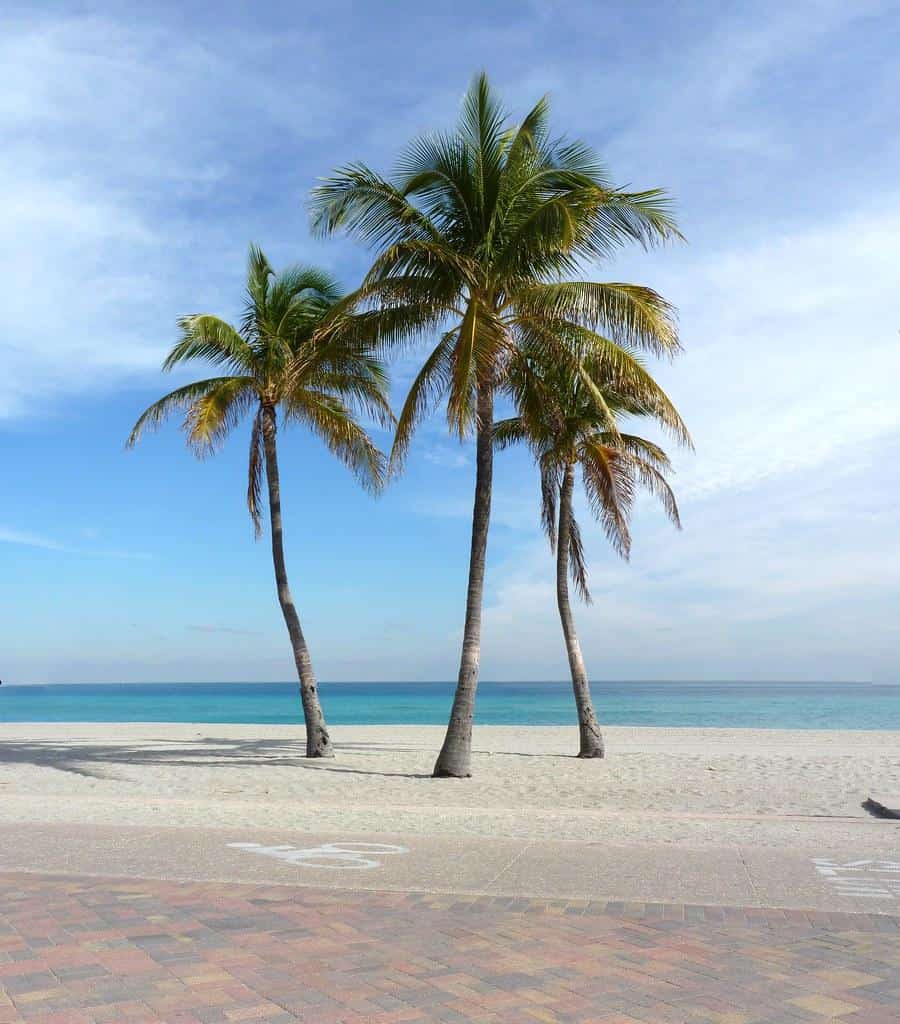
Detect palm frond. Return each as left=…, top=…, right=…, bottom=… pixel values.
left=580, top=440, right=633, bottom=560
left=389, top=328, right=457, bottom=474
left=247, top=407, right=265, bottom=537
left=288, top=391, right=386, bottom=493
left=491, top=416, right=526, bottom=450
left=447, top=302, right=479, bottom=437
left=567, top=509, right=592, bottom=604
left=163, top=316, right=254, bottom=373
left=184, top=378, right=257, bottom=454
left=127, top=376, right=252, bottom=448
left=540, top=457, right=559, bottom=549
left=514, top=282, right=680, bottom=356
left=309, top=163, right=440, bottom=245
left=631, top=456, right=682, bottom=528
left=459, top=71, right=508, bottom=228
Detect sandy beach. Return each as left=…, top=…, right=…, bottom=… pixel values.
left=1, top=724, right=897, bottom=852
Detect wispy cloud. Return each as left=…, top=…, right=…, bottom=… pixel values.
left=0, top=526, right=65, bottom=551
left=422, top=445, right=469, bottom=470
left=0, top=11, right=342, bottom=419
left=0, top=524, right=150, bottom=560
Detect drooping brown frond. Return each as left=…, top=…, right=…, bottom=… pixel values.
left=567, top=510, right=592, bottom=604
left=540, top=457, right=559, bottom=550
left=247, top=407, right=265, bottom=537
left=126, top=377, right=249, bottom=449
left=580, top=440, right=634, bottom=560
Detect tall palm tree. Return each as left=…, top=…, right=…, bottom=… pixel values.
left=496, top=352, right=689, bottom=757
left=311, top=73, right=682, bottom=777
left=128, top=246, right=391, bottom=757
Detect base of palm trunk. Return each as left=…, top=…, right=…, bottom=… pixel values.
left=432, top=744, right=472, bottom=778
left=577, top=746, right=605, bottom=759
left=305, top=730, right=334, bottom=758
left=432, top=763, right=472, bottom=778
left=578, top=730, right=605, bottom=759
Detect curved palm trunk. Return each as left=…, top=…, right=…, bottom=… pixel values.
left=557, top=462, right=604, bottom=758
left=261, top=404, right=333, bottom=758
left=433, top=384, right=494, bottom=777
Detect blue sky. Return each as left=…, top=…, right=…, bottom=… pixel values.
left=2, top=0, right=898, bottom=684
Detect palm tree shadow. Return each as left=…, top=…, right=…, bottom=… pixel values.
left=339, top=741, right=574, bottom=759
left=0, top=737, right=431, bottom=781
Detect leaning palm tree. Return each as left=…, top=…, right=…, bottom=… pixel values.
left=497, top=352, right=689, bottom=757
left=128, top=246, right=391, bottom=757
left=311, top=73, right=683, bottom=776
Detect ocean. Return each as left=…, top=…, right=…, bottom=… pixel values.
left=0, top=680, right=897, bottom=729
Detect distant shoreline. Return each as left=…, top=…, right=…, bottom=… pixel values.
left=2, top=679, right=897, bottom=730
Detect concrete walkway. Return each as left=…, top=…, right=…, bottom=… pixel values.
left=1, top=822, right=899, bottom=914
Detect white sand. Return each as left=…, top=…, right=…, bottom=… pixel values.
left=0, top=724, right=898, bottom=850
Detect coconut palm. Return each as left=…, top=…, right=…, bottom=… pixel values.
left=496, top=352, right=689, bottom=757
left=310, top=73, right=682, bottom=777
left=128, top=246, right=391, bottom=757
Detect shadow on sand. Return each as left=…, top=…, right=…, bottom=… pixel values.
left=0, top=736, right=434, bottom=781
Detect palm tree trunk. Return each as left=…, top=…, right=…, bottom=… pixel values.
left=557, top=462, right=605, bottom=758
left=433, top=383, right=494, bottom=777
left=261, top=403, right=333, bottom=758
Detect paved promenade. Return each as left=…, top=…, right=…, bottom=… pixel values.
left=1, top=822, right=899, bottom=1021
left=1, top=871, right=899, bottom=1024
left=1, top=822, right=899, bottom=913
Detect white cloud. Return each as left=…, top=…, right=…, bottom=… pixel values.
left=659, top=199, right=900, bottom=500
left=0, top=526, right=65, bottom=551
left=0, top=524, right=150, bottom=560
left=0, top=12, right=339, bottom=419
left=422, top=444, right=469, bottom=469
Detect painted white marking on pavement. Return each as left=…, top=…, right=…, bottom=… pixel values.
left=812, top=858, right=900, bottom=898
left=228, top=841, right=408, bottom=870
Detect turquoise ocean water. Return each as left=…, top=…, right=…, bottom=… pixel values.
left=0, top=681, right=897, bottom=728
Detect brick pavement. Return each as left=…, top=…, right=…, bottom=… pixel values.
left=0, top=872, right=898, bottom=1023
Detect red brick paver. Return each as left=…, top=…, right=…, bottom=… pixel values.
left=0, top=872, right=898, bottom=1023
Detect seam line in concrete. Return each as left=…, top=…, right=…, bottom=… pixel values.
left=737, top=845, right=765, bottom=910
left=482, top=839, right=536, bottom=891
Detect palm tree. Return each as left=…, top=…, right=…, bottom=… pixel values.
left=496, top=353, right=689, bottom=757
left=311, top=73, right=682, bottom=777
left=128, top=246, right=391, bottom=757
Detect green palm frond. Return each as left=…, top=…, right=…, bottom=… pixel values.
left=184, top=377, right=257, bottom=455
left=513, top=282, right=679, bottom=356
left=389, top=328, right=457, bottom=473
left=126, top=376, right=251, bottom=448
left=287, top=391, right=386, bottom=493
left=396, top=133, right=477, bottom=236
left=580, top=440, right=634, bottom=560
left=310, top=163, right=441, bottom=244
left=129, top=245, right=391, bottom=528
left=497, top=333, right=687, bottom=594
left=491, top=416, right=527, bottom=450
left=164, top=316, right=255, bottom=373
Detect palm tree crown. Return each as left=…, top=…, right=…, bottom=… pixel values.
left=496, top=352, right=690, bottom=600
left=310, top=72, right=683, bottom=458
left=127, top=245, right=391, bottom=527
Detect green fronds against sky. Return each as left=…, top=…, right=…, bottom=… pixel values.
left=128, top=246, right=392, bottom=534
